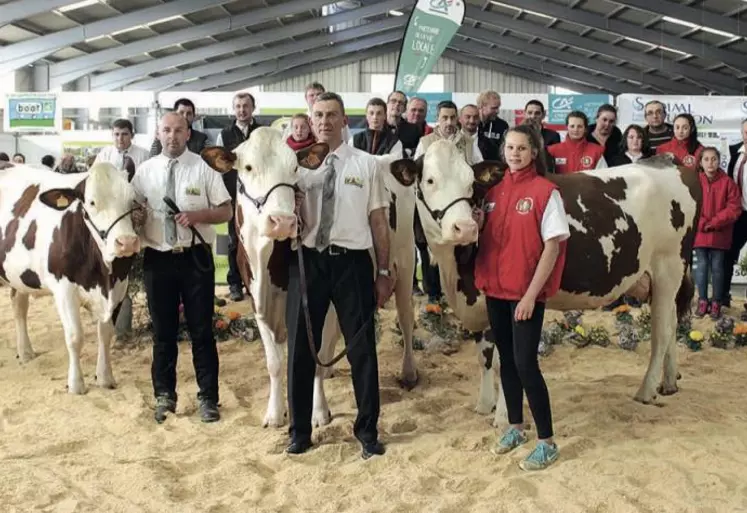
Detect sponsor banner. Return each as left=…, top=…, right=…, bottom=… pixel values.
left=616, top=94, right=747, bottom=131
left=547, top=94, right=612, bottom=125
left=4, top=93, right=60, bottom=133
left=394, top=0, right=465, bottom=95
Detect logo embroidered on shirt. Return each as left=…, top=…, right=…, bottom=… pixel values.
left=555, top=157, right=567, bottom=165
left=683, top=155, right=695, bottom=167
left=516, top=198, right=533, bottom=215
left=344, top=176, right=364, bottom=188
left=484, top=202, right=495, bottom=213
left=185, top=186, right=201, bottom=196
left=581, top=156, right=592, bottom=168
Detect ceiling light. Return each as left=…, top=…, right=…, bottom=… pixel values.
left=389, top=10, right=404, bottom=16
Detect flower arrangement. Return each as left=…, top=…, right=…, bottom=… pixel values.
left=617, top=325, right=640, bottom=351
left=568, top=324, right=591, bottom=348
left=676, top=314, right=692, bottom=343
left=685, top=330, right=704, bottom=351
left=563, top=310, right=583, bottom=330
left=636, top=305, right=651, bottom=340
left=734, top=323, right=747, bottom=347
left=710, top=316, right=735, bottom=349
left=212, top=308, right=258, bottom=342
left=587, top=326, right=611, bottom=347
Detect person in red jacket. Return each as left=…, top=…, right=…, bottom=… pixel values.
left=547, top=111, right=606, bottom=174
left=473, top=124, right=570, bottom=471
left=285, top=113, right=316, bottom=151
left=694, top=147, right=742, bottom=318
left=655, top=113, right=703, bottom=170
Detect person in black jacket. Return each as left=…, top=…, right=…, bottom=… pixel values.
left=607, top=124, right=654, bottom=167
left=352, top=98, right=403, bottom=156
left=524, top=100, right=560, bottom=148
left=476, top=90, right=509, bottom=161
left=587, top=104, right=623, bottom=163
left=216, top=92, right=261, bottom=301
left=149, top=98, right=209, bottom=156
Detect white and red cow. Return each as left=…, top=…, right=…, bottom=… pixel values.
left=0, top=161, right=141, bottom=393
left=389, top=141, right=701, bottom=424
left=202, top=127, right=418, bottom=428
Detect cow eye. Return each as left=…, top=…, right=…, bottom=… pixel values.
left=245, top=165, right=252, bottom=171
left=89, top=200, right=95, bottom=207
left=426, top=178, right=434, bottom=185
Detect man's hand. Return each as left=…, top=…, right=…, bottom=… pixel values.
left=375, top=274, right=394, bottom=308
left=174, top=211, right=202, bottom=227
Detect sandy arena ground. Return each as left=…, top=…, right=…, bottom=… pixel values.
left=1, top=288, right=747, bottom=513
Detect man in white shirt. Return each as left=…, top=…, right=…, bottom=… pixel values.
left=93, top=119, right=149, bottom=174
left=282, top=82, right=350, bottom=142
left=131, top=112, right=232, bottom=424
left=286, top=92, right=392, bottom=459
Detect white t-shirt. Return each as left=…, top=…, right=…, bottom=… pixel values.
left=132, top=150, right=231, bottom=251
left=298, top=143, right=388, bottom=250
left=93, top=144, right=150, bottom=168
left=541, top=189, right=571, bottom=242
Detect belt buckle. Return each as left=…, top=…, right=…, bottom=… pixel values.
left=328, top=245, right=342, bottom=256
left=172, top=246, right=184, bottom=254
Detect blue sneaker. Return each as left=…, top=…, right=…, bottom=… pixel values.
left=519, top=441, right=559, bottom=471
left=492, top=426, right=528, bottom=455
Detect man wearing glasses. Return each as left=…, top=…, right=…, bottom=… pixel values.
left=642, top=100, right=674, bottom=152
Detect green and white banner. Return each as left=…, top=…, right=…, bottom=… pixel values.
left=394, top=0, right=465, bottom=94
left=4, top=93, right=60, bottom=133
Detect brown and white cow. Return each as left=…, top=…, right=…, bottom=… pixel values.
left=203, top=127, right=418, bottom=428
left=390, top=141, right=701, bottom=424
left=0, top=161, right=141, bottom=393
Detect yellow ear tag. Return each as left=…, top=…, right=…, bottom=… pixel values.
left=56, top=196, right=70, bottom=208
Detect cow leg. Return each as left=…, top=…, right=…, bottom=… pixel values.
left=394, top=258, right=418, bottom=390
left=312, top=307, right=340, bottom=427
left=95, top=321, right=116, bottom=389
left=54, top=291, right=86, bottom=394
left=657, top=340, right=680, bottom=396
left=256, top=318, right=286, bottom=428
left=634, top=260, right=679, bottom=404
left=475, top=331, right=498, bottom=415
left=11, top=290, right=36, bottom=363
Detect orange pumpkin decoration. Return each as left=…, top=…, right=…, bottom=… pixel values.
left=228, top=311, right=241, bottom=321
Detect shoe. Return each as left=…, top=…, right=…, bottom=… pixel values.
left=199, top=397, right=220, bottom=423
left=519, top=441, right=559, bottom=471
left=286, top=438, right=313, bottom=454
left=492, top=426, right=528, bottom=455
left=229, top=285, right=244, bottom=302
left=154, top=395, right=176, bottom=424
left=709, top=301, right=721, bottom=320
left=361, top=440, right=386, bottom=460
left=695, top=298, right=708, bottom=318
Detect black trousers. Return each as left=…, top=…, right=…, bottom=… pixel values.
left=486, top=297, right=554, bottom=440
left=723, top=211, right=747, bottom=303
left=144, top=245, right=219, bottom=403
left=286, top=246, right=380, bottom=444
left=226, top=203, right=244, bottom=290
left=413, top=241, right=442, bottom=300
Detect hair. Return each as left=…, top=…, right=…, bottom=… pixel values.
left=112, top=118, right=134, bottom=133
left=460, top=104, right=479, bottom=115
left=699, top=146, right=721, bottom=171
left=41, top=155, right=55, bottom=168
left=305, top=82, right=325, bottom=93
left=0, top=152, right=9, bottom=162
left=620, top=124, right=652, bottom=156
left=366, top=97, right=387, bottom=110
left=672, top=113, right=700, bottom=154
left=501, top=125, right=548, bottom=176
left=476, top=90, right=501, bottom=108
left=315, top=91, right=345, bottom=114
left=234, top=92, right=255, bottom=108
left=12, top=153, right=25, bottom=163
left=566, top=110, right=589, bottom=128
left=524, top=99, right=545, bottom=113
left=436, top=100, right=458, bottom=116
left=291, top=113, right=310, bottom=123
left=408, top=96, right=427, bottom=108
left=387, top=91, right=407, bottom=102
left=596, top=104, right=617, bottom=118
left=173, top=98, right=196, bottom=113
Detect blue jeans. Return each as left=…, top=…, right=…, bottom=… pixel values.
left=694, top=248, right=726, bottom=302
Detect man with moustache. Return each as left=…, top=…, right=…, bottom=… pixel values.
left=642, top=100, right=674, bottom=152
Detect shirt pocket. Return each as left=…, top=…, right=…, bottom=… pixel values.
left=179, top=183, right=208, bottom=211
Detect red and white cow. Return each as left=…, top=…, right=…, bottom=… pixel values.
left=0, top=161, right=141, bottom=393
left=390, top=141, right=701, bottom=425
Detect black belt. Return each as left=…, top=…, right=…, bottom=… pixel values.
left=148, top=243, right=209, bottom=255
left=305, top=244, right=361, bottom=256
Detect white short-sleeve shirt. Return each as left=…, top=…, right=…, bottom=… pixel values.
left=93, top=144, right=150, bottom=169
left=132, top=150, right=231, bottom=251
left=298, top=143, right=388, bottom=250
left=541, top=190, right=571, bottom=242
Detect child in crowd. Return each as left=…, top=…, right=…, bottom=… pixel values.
left=285, top=113, right=316, bottom=151
left=694, top=147, right=741, bottom=319
left=656, top=113, right=703, bottom=170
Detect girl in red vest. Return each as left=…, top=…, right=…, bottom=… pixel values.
left=473, top=124, right=570, bottom=471
left=655, top=113, right=703, bottom=170
left=694, top=147, right=741, bottom=319
left=547, top=111, right=606, bottom=174
left=285, top=113, right=316, bottom=151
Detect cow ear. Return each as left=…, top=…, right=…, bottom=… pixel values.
left=472, top=161, right=505, bottom=204
left=38, top=188, right=83, bottom=211
left=122, top=156, right=136, bottom=182
left=0, top=161, right=14, bottom=170
left=390, top=156, right=422, bottom=186
left=201, top=147, right=236, bottom=173
left=297, top=143, right=329, bottom=169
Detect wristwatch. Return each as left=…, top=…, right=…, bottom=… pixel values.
left=377, top=268, right=391, bottom=277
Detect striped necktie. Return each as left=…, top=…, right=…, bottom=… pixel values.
left=165, top=158, right=178, bottom=246
left=315, top=154, right=338, bottom=250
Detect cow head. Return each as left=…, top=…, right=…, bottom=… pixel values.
left=390, top=139, right=503, bottom=246
left=202, top=127, right=328, bottom=240
left=38, top=162, right=140, bottom=261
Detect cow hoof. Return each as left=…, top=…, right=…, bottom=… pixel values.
left=67, top=382, right=87, bottom=395
left=16, top=351, right=37, bottom=363
left=262, top=410, right=286, bottom=428
left=657, top=384, right=678, bottom=396
left=677, top=372, right=682, bottom=380
left=475, top=400, right=496, bottom=415
left=633, top=393, right=657, bottom=405
left=312, top=409, right=332, bottom=428
left=397, top=373, right=419, bottom=391
left=96, top=376, right=117, bottom=389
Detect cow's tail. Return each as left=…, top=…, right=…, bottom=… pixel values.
left=675, top=268, right=695, bottom=322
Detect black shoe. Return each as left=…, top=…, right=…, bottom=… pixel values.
left=361, top=440, right=386, bottom=460
left=199, top=398, right=220, bottom=423
left=154, top=396, right=176, bottom=424
left=286, top=438, right=313, bottom=454
left=229, top=285, right=244, bottom=302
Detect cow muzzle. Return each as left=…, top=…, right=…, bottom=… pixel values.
left=444, top=219, right=479, bottom=245
left=263, top=214, right=297, bottom=240
left=115, top=234, right=140, bottom=257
